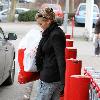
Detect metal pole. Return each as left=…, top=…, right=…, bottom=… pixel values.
left=85, top=0, right=94, bottom=40
left=8, top=0, right=10, bottom=10
left=63, top=0, right=69, bottom=33
left=7, top=0, right=10, bottom=21
left=57, top=0, right=59, bottom=4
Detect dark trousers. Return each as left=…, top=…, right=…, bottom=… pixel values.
left=95, top=44, right=100, bottom=55
left=94, top=39, right=100, bottom=55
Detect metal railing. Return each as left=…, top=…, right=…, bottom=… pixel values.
left=84, top=67, right=100, bottom=100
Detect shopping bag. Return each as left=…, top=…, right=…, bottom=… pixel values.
left=18, top=29, right=41, bottom=72
left=17, top=29, right=41, bottom=84
left=18, top=48, right=40, bottom=84
left=18, top=48, right=26, bottom=69
left=23, top=48, right=37, bottom=72
left=18, top=70, right=40, bottom=84
left=24, top=29, right=41, bottom=72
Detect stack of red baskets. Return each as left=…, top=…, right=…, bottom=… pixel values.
left=60, top=34, right=90, bottom=100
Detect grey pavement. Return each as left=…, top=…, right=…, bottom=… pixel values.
left=29, top=25, right=100, bottom=100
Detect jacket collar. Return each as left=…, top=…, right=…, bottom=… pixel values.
left=42, top=22, right=58, bottom=37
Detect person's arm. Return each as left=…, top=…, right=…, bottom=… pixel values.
left=95, top=18, right=100, bottom=34
left=51, top=32, right=66, bottom=85
left=35, top=39, right=43, bottom=71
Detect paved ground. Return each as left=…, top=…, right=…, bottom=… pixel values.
left=29, top=25, right=100, bottom=100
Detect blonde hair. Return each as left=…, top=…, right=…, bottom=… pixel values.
left=35, top=7, right=55, bottom=21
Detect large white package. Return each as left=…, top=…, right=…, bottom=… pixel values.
left=18, top=28, right=42, bottom=72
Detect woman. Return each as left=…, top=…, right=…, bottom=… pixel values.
left=35, top=7, right=66, bottom=100
left=94, top=17, right=100, bottom=56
